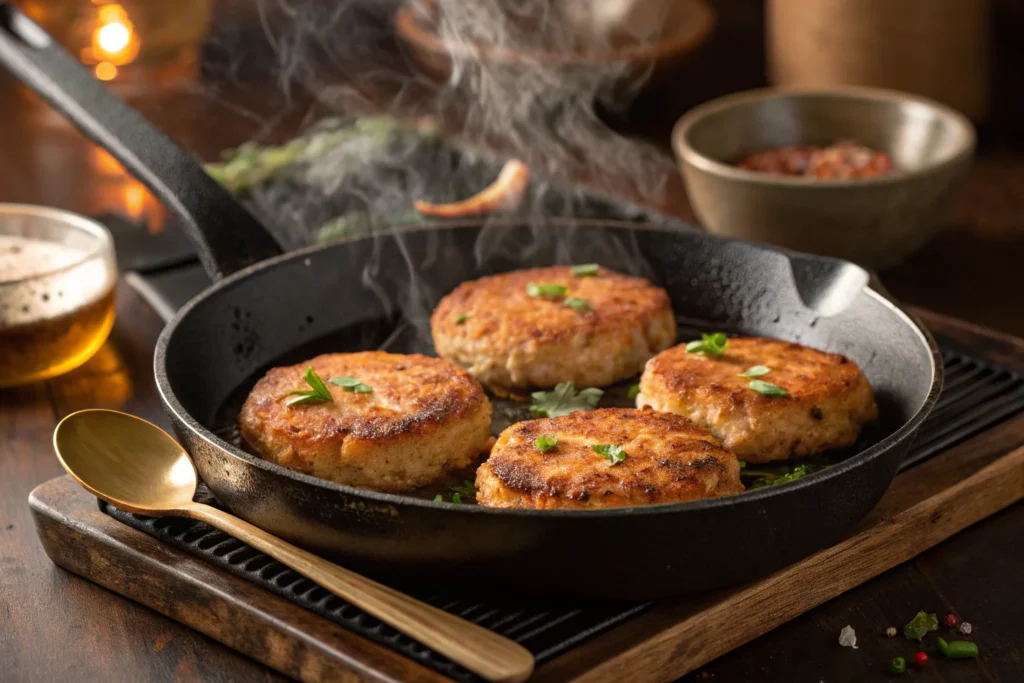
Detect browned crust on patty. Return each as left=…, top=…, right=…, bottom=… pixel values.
left=430, top=266, right=676, bottom=390
left=238, top=351, right=492, bottom=492
left=637, top=337, right=878, bottom=462
left=476, top=408, right=744, bottom=509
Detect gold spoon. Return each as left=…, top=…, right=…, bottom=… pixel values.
left=53, top=409, right=534, bottom=683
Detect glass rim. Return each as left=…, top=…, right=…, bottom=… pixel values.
left=0, top=203, right=114, bottom=286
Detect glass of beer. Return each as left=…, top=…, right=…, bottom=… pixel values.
left=0, top=205, right=117, bottom=388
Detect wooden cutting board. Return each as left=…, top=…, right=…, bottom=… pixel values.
left=28, top=310, right=1024, bottom=683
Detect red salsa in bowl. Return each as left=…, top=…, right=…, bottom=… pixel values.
left=735, top=140, right=893, bottom=180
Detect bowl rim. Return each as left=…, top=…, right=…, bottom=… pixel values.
left=0, top=203, right=114, bottom=286
left=672, top=85, right=977, bottom=189
left=394, top=0, right=715, bottom=67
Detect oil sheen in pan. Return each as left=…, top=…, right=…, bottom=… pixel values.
left=211, top=317, right=884, bottom=503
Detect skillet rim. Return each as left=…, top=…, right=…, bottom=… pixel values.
left=154, top=218, right=943, bottom=517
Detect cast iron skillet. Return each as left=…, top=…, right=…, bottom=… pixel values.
left=1, top=5, right=942, bottom=601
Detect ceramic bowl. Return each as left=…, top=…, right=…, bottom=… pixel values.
left=672, top=86, right=976, bottom=268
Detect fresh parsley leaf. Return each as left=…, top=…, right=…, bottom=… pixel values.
left=685, top=332, right=728, bottom=357
left=455, top=313, right=469, bottom=324
left=530, top=381, right=603, bottom=418
left=593, top=444, right=627, bottom=465
left=526, top=282, right=568, bottom=299
left=535, top=435, right=559, bottom=452
left=627, top=383, right=641, bottom=400
left=564, top=296, right=589, bottom=312
left=747, top=463, right=829, bottom=489
left=330, top=376, right=373, bottom=394
left=450, top=480, right=477, bottom=498
left=749, top=379, right=788, bottom=397
left=904, top=611, right=939, bottom=641
left=739, top=365, right=771, bottom=378
left=285, top=366, right=334, bottom=406
left=433, top=486, right=472, bottom=504
left=570, top=263, right=600, bottom=277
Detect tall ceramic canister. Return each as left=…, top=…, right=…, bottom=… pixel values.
left=766, top=0, right=991, bottom=121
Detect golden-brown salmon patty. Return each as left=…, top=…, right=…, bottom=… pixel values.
left=475, top=407, right=743, bottom=509
left=430, top=265, right=676, bottom=392
left=239, top=351, right=492, bottom=492
left=636, top=336, right=878, bottom=463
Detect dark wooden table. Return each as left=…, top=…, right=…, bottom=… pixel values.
left=3, top=6, right=1024, bottom=680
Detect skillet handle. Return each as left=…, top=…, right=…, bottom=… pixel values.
left=0, top=3, right=283, bottom=279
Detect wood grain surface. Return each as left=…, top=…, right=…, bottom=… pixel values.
left=536, top=413, right=1024, bottom=682
left=29, top=389, right=1024, bottom=683
left=4, top=2, right=1024, bottom=681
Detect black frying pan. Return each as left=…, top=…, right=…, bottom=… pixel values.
left=2, top=4, right=942, bottom=601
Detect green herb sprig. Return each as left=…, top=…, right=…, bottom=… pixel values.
left=535, top=435, right=559, bottom=453
left=746, top=463, right=829, bottom=489
left=434, top=481, right=476, bottom=504
left=749, top=379, right=788, bottom=397
left=686, top=332, right=728, bottom=357
left=593, top=444, right=627, bottom=465
left=530, top=381, right=603, bottom=418
left=330, top=376, right=373, bottom=393
left=285, top=367, right=335, bottom=406
left=564, top=297, right=589, bottom=312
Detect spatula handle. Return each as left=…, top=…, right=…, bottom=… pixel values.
left=185, top=503, right=534, bottom=683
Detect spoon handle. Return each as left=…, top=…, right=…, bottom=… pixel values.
left=184, top=503, right=534, bottom=683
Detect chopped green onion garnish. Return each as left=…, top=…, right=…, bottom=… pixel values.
left=526, top=282, right=567, bottom=299
left=739, top=460, right=747, bottom=469
left=627, top=383, right=641, bottom=400
left=888, top=657, right=906, bottom=674
left=685, top=332, right=728, bottom=357
left=937, top=637, right=978, bottom=659
left=570, top=263, right=600, bottom=277
left=564, top=296, right=589, bottom=312
left=749, top=379, right=788, bottom=397
left=433, top=494, right=443, bottom=503
left=451, top=492, right=463, bottom=504
left=285, top=366, right=334, bottom=406
left=330, top=376, right=373, bottom=393
left=739, top=365, right=771, bottom=378
left=535, top=435, right=559, bottom=453
left=593, top=444, right=627, bottom=465
left=455, top=313, right=469, bottom=324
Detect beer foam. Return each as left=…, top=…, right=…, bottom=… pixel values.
left=0, top=236, right=114, bottom=327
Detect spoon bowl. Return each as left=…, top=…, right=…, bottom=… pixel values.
left=54, top=409, right=198, bottom=514
left=51, top=408, right=534, bottom=683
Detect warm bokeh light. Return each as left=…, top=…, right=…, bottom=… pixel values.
left=123, top=182, right=146, bottom=220
left=94, top=62, right=118, bottom=81
left=87, top=4, right=139, bottom=67
left=90, top=148, right=123, bottom=176
left=97, top=21, right=130, bottom=55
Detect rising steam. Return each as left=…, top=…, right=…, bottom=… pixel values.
left=210, top=0, right=681, bottom=346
